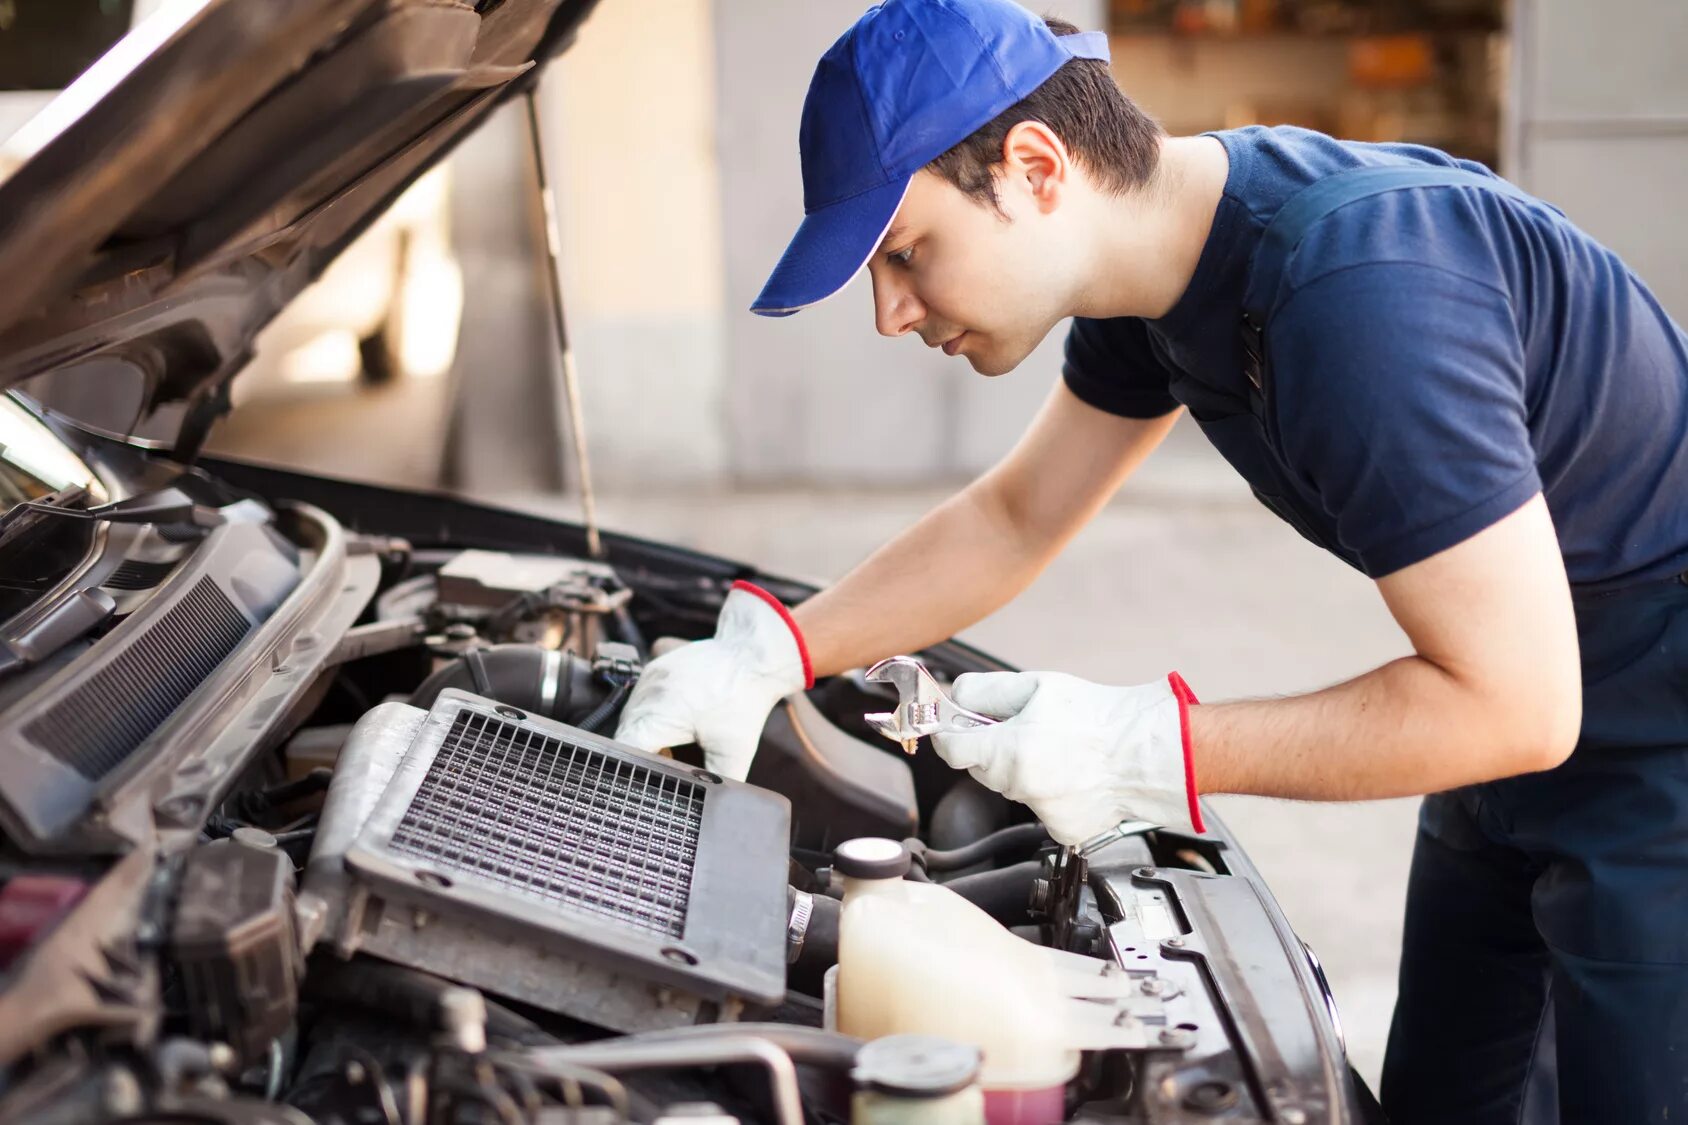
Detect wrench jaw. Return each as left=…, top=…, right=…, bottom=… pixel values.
left=863, top=710, right=920, bottom=754
left=864, top=656, right=939, bottom=755
left=871, top=709, right=925, bottom=753
left=862, top=655, right=997, bottom=755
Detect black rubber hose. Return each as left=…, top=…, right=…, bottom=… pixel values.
left=929, top=774, right=1011, bottom=851
left=307, top=960, right=560, bottom=1048
left=941, top=860, right=1043, bottom=924
left=789, top=894, right=840, bottom=997
left=239, top=769, right=333, bottom=816
left=409, top=645, right=598, bottom=722
left=920, top=823, right=1050, bottom=872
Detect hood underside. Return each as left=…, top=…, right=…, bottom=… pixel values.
left=0, top=0, right=596, bottom=451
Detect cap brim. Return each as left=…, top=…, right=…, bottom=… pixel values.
left=750, top=176, right=912, bottom=317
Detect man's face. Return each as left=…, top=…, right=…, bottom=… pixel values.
left=865, top=168, right=1075, bottom=377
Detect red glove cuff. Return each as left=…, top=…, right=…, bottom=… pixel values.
left=1167, top=671, right=1205, bottom=835
left=730, top=580, right=815, bottom=689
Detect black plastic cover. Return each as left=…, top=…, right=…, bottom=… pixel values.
left=170, top=837, right=301, bottom=1062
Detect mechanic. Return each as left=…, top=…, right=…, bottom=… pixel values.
left=615, top=1, right=1688, bottom=1120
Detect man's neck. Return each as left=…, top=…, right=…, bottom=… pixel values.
left=1076, top=134, right=1229, bottom=321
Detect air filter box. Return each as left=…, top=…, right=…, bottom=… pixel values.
left=304, top=690, right=791, bottom=1033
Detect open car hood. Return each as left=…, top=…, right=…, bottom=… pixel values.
left=0, top=0, right=597, bottom=454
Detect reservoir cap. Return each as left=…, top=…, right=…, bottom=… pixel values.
left=853, top=1034, right=981, bottom=1098
left=833, top=837, right=911, bottom=880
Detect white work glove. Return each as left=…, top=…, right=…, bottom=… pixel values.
left=614, top=581, right=812, bottom=782
left=931, top=670, right=1205, bottom=846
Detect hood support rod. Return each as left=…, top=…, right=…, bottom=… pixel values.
left=524, top=85, right=603, bottom=560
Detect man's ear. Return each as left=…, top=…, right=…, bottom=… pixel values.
left=1000, top=120, right=1069, bottom=213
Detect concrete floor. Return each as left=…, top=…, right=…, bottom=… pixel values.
left=213, top=381, right=1419, bottom=1092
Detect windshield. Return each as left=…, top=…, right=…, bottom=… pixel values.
left=0, top=395, right=108, bottom=621
left=0, top=392, right=105, bottom=510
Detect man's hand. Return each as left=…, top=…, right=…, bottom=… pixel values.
left=931, top=669, right=1203, bottom=845
left=615, top=582, right=812, bottom=781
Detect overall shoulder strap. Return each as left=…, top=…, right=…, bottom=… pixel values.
left=1242, top=165, right=1537, bottom=332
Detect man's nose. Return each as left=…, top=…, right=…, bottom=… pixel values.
left=873, top=275, right=923, bottom=338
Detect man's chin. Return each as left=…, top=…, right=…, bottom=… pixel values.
left=963, top=339, right=1031, bottom=377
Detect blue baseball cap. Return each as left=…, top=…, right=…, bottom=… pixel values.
left=751, top=0, right=1110, bottom=317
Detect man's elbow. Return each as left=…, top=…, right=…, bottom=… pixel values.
left=1503, top=678, right=1582, bottom=774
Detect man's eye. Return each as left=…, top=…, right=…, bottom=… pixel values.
left=888, top=245, right=914, bottom=266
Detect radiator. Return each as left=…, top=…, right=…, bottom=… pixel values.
left=321, top=689, right=790, bottom=1031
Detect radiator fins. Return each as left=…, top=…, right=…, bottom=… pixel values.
left=391, top=709, right=704, bottom=938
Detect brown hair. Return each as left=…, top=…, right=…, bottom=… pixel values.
left=927, top=17, right=1163, bottom=211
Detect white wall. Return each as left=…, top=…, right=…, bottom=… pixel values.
left=547, top=0, right=730, bottom=490
left=1506, top=0, right=1688, bottom=319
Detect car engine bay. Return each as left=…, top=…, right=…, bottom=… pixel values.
left=0, top=0, right=1375, bottom=1116
left=0, top=451, right=1363, bottom=1125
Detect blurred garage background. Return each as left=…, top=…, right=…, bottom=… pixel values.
left=4, top=0, right=1684, bottom=1089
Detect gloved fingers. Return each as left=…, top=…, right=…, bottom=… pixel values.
left=930, top=727, right=986, bottom=771
left=694, top=722, right=762, bottom=783
left=613, top=680, right=698, bottom=754
left=949, top=670, right=1038, bottom=719
left=931, top=723, right=1014, bottom=786
left=614, top=712, right=696, bottom=756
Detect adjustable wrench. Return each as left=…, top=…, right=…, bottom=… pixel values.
left=864, top=657, right=1149, bottom=880
left=862, top=655, right=997, bottom=754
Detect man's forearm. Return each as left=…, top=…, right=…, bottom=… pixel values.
left=1190, top=653, right=1578, bottom=802
left=792, top=482, right=1051, bottom=678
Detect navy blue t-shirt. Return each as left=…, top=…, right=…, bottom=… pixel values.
left=1063, top=126, right=1688, bottom=589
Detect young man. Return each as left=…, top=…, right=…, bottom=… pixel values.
left=616, top=1, right=1688, bottom=1119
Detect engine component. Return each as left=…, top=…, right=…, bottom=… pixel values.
left=303, top=690, right=791, bottom=1033
left=517, top=1033, right=809, bottom=1125
left=851, top=1035, right=984, bottom=1125
left=928, top=775, right=1011, bottom=853
left=436, top=550, right=629, bottom=652
left=435, top=551, right=624, bottom=614
left=305, top=960, right=558, bottom=1048
left=830, top=838, right=1181, bottom=1124
left=748, top=693, right=917, bottom=852
left=170, top=836, right=302, bottom=1063
left=788, top=893, right=839, bottom=998
left=409, top=643, right=598, bottom=722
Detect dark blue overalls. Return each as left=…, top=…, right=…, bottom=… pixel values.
left=1219, top=167, right=1688, bottom=1123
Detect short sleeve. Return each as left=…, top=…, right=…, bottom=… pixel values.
left=1270, top=262, right=1541, bottom=577
left=1062, top=317, right=1180, bottom=419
